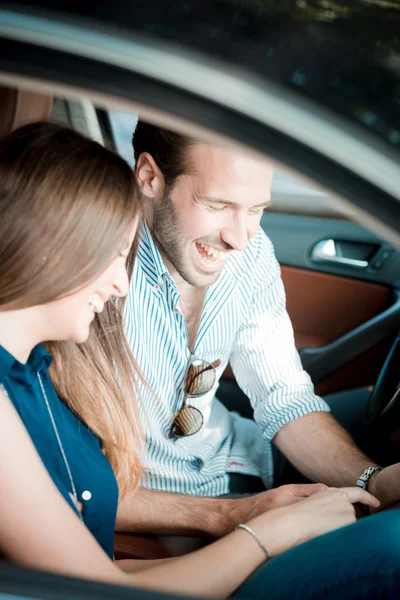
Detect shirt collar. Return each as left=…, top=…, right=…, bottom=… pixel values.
left=136, top=219, right=171, bottom=289
left=222, top=253, right=244, bottom=283
left=0, top=343, right=52, bottom=384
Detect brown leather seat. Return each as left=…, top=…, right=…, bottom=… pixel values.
left=114, top=532, right=209, bottom=560
left=0, top=85, right=53, bottom=137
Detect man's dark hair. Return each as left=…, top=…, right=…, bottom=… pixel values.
left=133, top=121, right=193, bottom=190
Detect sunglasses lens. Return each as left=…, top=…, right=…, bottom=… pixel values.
left=170, top=406, right=204, bottom=438
left=185, top=360, right=216, bottom=396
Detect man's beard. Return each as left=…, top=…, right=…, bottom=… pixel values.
left=152, top=190, right=221, bottom=288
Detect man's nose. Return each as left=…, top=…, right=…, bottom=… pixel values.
left=221, top=213, right=249, bottom=252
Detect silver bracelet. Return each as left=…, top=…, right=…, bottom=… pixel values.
left=235, top=523, right=271, bottom=561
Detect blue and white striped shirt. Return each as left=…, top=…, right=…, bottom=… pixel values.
left=125, top=220, right=329, bottom=495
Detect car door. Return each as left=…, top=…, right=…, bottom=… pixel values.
left=217, top=173, right=400, bottom=409
left=262, top=194, right=400, bottom=398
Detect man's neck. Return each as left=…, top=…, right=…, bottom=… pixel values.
left=160, top=250, right=207, bottom=349
left=178, top=287, right=207, bottom=353
left=143, top=215, right=208, bottom=351
left=151, top=240, right=207, bottom=351
left=162, top=252, right=206, bottom=300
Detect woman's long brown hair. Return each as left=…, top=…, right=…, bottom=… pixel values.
left=0, top=122, right=143, bottom=497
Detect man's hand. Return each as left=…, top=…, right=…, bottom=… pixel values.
left=367, top=463, right=400, bottom=512
left=117, top=483, right=327, bottom=538
left=220, top=483, right=327, bottom=536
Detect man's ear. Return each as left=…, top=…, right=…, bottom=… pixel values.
left=135, top=152, right=165, bottom=199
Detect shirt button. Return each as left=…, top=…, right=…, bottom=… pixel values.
left=190, top=458, right=204, bottom=471
left=82, top=490, right=92, bottom=501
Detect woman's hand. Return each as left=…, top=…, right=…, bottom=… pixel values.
left=246, top=487, right=380, bottom=557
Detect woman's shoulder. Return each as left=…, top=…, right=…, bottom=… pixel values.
left=0, top=383, right=31, bottom=442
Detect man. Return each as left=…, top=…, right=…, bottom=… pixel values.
left=116, top=121, right=399, bottom=537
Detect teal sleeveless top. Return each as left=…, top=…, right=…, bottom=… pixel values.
left=0, top=343, right=118, bottom=558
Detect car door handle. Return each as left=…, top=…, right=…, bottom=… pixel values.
left=311, top=239, right=369, bottom=268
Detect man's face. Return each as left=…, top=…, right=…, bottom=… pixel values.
left=149, top=143, right=273, bottom=287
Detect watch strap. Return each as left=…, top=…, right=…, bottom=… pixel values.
left=356, top=466, right=383, bottom=491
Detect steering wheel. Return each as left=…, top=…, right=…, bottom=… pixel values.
left=366, top=334, right=400, bottom=434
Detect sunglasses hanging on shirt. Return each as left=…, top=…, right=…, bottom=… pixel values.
left=169, top=356, right=221, bottom=438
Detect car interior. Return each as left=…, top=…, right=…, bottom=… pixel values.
left=1, top=0, right=399, bottom=595
left=1, top=82, right=399, bottom=572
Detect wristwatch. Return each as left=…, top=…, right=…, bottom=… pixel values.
left=356, top=466, right=383, bottom=491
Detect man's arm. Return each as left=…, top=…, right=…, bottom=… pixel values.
left=116, top=487, right=229, bottom=537
left=228, top=234, right=400, bottom=508
left=274, top=411, right=374, bottom=487
left=116, top=482, right=326, bottom=537
left=274, top=409, right=400, bottom=512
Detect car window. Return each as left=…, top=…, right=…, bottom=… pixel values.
left=108, top=111, right=138, bottom=168
left=108, top=110, right=346, bottom=218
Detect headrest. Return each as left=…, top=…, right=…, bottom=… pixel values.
left=0, top=85, right=53, bottom=138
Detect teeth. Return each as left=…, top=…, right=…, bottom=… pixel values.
left=199, top=243, right=226, bottom=262
left=95, top=301, right=104, bottom=313
left=89, top=296, right=104, bottom=313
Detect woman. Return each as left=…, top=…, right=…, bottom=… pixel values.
left=0, top=122, right=399, bottom=600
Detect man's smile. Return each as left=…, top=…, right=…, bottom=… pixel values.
left=195, top=241, right=230, bottom=271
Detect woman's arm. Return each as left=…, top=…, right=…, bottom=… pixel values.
left=0, top=389, right=267, bottom=597
left=0, top=389, right=125, bottom=584
left=0, top=390, right=379, bottom=599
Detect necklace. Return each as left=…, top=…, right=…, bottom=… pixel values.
left=37, top=372, right=84, bottom=523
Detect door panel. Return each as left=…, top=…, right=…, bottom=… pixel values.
left=222, top=213, right=400, bottom=396
left=262, top=213, right=400, bottom=286
left=281, top=266, right=391, bottom=349
left=314, top=339, right=395, bottom=397
left=262, top=213, right=400, bottom=393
